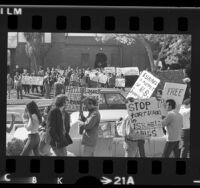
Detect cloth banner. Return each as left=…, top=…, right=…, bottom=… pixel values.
left=21, top=76, right=44, bottom=86
left=116, top=67, right=139, bottom=76
left=126, top=97, right=164, bottom=140
left=115, top=78, right=125, bottom=87
left=104, top=67, right=116, bottom=75
left=126, top=71, right=160, bottom=99
left=65, top=86, right=101, bottom=111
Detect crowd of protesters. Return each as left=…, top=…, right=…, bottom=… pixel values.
left=7, top=65, right=125, bottom=99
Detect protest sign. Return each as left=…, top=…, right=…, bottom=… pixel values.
left=115, top=78, right=125, bottom=87
left=104, top=67, right=116, bottom=75
left=126, top=97, right=164, bottom=139
left=126, top=71, right=160, bottom=99
left=162, top=82, right=187, bottom=107
left=65, top=86, right=101, bottom=111
left=21, top=76, right=44, bottom=86
left=98, top=73, right=108, bottom=84
left=116, top=67, right=139, bottom=76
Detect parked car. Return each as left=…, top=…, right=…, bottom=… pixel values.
left=68, top=109, right=167, bottom=157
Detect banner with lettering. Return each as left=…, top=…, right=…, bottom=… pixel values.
left=65, top=86, right=101, bottom=111
left=126, top=71, right=160, bottom=99
left=162, top=82, right=187, bottom=107
left=126, top=98, right=164, bottom=139
left=21, top=76, right=44, bottom=86
left=115, top=78, right=125, bottom=87
left=116, top=67, right=139, bottom=76
left=104, top=67, right=116, bottom=75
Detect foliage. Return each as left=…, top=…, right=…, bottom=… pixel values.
left=95, top=34, right=191, bottom=71
left=6, top=138, right=25, bottom=156
left=24, top=33, right=50, bottom=72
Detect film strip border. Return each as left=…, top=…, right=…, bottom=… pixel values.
left=0, top=6, right=200, bottom=185
left=1, top=158, right=192, bottom=184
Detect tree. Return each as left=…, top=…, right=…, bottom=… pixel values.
left=24, top=33, right=51, bottom=73
left=94, top=34, right=191, bottom=72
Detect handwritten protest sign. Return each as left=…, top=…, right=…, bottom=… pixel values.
left=98, top=74, right=108, bottom=84
left=115, top=78, right=125, bottom=87
left=116, top=67, right=139, bottom=76
left=65, top=86, right=101, bottom=111
left=162, top=82, right=187, bottom=107
left=21, top=76, right=44, bottom=86
left=126, top=71, right=160, bottom=99
left=104, top=67, right=116, bottom=75
left=126, top=97, right=164, bottom=140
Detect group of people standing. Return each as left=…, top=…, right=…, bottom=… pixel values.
left=7, top=65, right=125, bottom=100
left=7, top=94, right=101, bottom=157
left=117, top=87, right=191, bottom=158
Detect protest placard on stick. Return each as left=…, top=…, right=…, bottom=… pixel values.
left=126, top=71, right=160, bottom=99
left=115, top=78, right=125, bottom=87
left=126, top=97, right=164, bottom=140
left=162, top=82, right=187, bottom=107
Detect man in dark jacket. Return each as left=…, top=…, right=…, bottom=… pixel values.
left=79, top=98, right=101, bottom=156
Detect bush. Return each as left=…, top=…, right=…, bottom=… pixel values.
left=6, top=138, right=26, bottom=156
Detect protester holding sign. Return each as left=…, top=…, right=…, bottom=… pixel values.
left=162, top=99, right=183, bottom=158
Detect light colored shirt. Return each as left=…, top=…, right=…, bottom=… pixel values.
left=179, top=105, right=190, bottom=129
left=162, top=110, right=183, bottom=141
left=23, top=114, right=40, bottom=134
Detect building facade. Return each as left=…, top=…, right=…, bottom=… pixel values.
left=8, top=33, right=151, bottom=73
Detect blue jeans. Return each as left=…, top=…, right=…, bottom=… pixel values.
left=20, top=133, right=40, bottom=156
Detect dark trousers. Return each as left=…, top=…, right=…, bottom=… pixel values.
left=137, top=139, right=146, bottom=157
left=20, top=133, right=40, bottom=156
left=16, top=86, right=23, bottom=99
left=32, top=85, right=39, bottom=93
left=180, top=129, right=190, bottom=158
left=162, top=141, right=180, bottom=158
left=40, top=86, right=44, bottom=95
left=23, top=85, right=30, bottom=94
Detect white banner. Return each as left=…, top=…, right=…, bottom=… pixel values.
left=21, top=76, right=44, bottom=86
left=65, top=86, right=101, bottom=111
left=104, top=67, right=116, bottom=75
left=126, top=98, right=164, bottom=139
left=115, top=78, right=125, bottom=87
left=98, top=74, right=108, bottom=84
left=116, top=67, right=139, bottom=76
left=126, top=71, right=160, bottom=99
left=162, top=82, right=187, bottom=107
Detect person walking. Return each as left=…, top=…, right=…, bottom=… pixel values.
left=162, top=99, right=183, bottom=158
left=7, top=73, right=13, bottom=99
left=78, top=98, right=101, bottom=156
left=179, top=98, right=190, bottom=158
left=45, top=95, right=72, bottom=156
left=14, top=72, right=23, bottom=99
left=20, top=101, right=42, bottom=156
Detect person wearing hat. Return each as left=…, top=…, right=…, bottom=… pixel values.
left=78, top=98, right=101, bottom=156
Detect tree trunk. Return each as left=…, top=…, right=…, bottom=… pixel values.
left=139, top=36, right=156, bottom=72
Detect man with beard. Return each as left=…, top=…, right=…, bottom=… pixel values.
left=78, top=98, right=101, bottom=156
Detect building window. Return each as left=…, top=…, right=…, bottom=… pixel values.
left=81, top=53, right=90, bottom=67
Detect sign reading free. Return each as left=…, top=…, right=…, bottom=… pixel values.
left=162, top=82, right=187, bottom=106
left=126, top=71, right=160, bottom=99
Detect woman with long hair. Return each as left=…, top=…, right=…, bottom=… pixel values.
left=20, top=101, right=42, bottom=156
